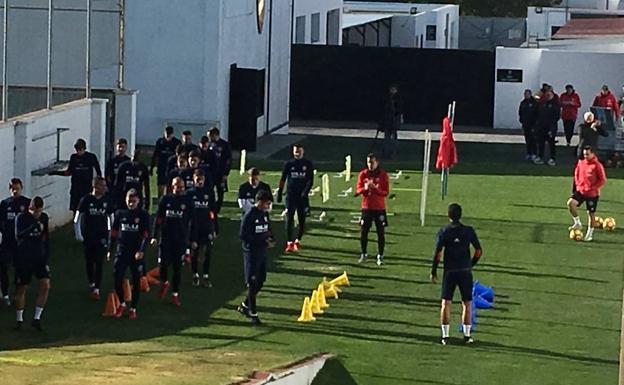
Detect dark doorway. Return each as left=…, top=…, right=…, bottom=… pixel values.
left=228, top=65, right=265, bottom=152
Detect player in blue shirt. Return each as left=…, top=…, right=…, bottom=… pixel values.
left=237, top=190, right=274, bottom=325
left=431, top=203, right=482, bottom=345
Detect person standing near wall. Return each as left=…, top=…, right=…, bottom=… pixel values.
left=150, top=126, right=181, bottom=199
left=49, top=139, right=102, bottom=213
left=592, top=85, right=621, bottom=121
left=518, top=89, right=538, bottom=161
left=381, top=84, right=403, bottom=159
left=208, top=128, right=232, bottom=214
left=534, top=91, right=560, bottom=166
left=560, top=85, right=582, bottom=147
left=577, top=112, right=608, bottom=158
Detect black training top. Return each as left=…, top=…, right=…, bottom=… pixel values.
left=153, top=194, right=193, bottom=245
left=209, top=138, right=232, bottom=177
left=68, top=152, right=102, bottom=194
left=187, top=186, right=216, bottom=239
left=15, top=211, right=49, bottom=262
left=240, top=206, right=272, bottom=254
left=152, top=137, right=181, bottom=172
left=180, top=165, right=213, bottom=191
left=77, top=194, right=114, bottom=243
left=0, top=195, right=31, bottom=248
left=105, top=154, right=130, bottom=189
left=433, top=222, right=481, bottom=273
left=279, top=158, right=314, bottom=198
left=110, top=208, right=150, bottom=254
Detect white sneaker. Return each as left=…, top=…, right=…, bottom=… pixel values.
left=3, top=295, right=10, bottom=306
left=376, top=255, right=384, bottom=266
left=358, top=254, right=367, bottom=264
left=547, top=158, right=556, bottom=166
left=568, top=222, right=582, bottom=230
left=584, top=234, right=593, bottom=242
left=533, top=157, right=544, bottom=165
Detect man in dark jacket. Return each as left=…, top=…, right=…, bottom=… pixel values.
left=518, top=89, right=538, bottom=161
left=577, top=111, right=608, bottom=158
left=381, top=84, right=403, bottom=159
left=534, top=91, right=560, bottom=166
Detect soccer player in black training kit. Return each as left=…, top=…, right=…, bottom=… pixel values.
left=151, top=177, right=193, bottom=306
left=182, top=150, right=213, bottom=191
left=14, top=196, right=49, bottom=331
left=114, top=154, right=151, bottom=211
left=238, top=168, right=272, bottom=216
left=105, top=138, right=130, bottom=193
left=49, top=138, right=102, bottom=212
left=109, top=189, right=150, bottom=320
left=430, top=203, right=482, bottom=345
left=187, top=169, right=216, bottom=288
left=74, top=177, right=114, bottom=300
left=181, top=130, right=200, bottom=155
left=151, top=126, right=181, bottom=199
left=238, top=190, right=274, bottom=325
left=0, top=178, right=30, bottom=306
left=166, top=154, right=189, bottom=193
left=277, top=144, right=314, bottom=253
left=208, top=128, right=232, bottom=213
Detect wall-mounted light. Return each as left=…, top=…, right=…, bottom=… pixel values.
left=410, top=7, right=418, bottom=15
left=535, top=7, right=543, bottom=14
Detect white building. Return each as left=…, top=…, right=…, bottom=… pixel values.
left=341, top=2, right=459, bottom=49
left=293, top=0, right=343, bottom=45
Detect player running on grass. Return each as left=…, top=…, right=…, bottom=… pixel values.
left=14, top=196, right=49, bottom=331
left=151, top=177, right=193, bottom=306
left=74, top=177, right=114, bottom=300
left=187, top=169, right=216, bottom=288
left=567, top=146, right=607, bottom=242
left=109, top=189, right=150, bottom=319
left=430, top=203, right=482, bottom=345
left=0, top=178, right=30, bottom=306
left=356, top=153, right=390, bottom=266
left=238, top=190, right=274, bottom=325
left=277, top=144, right=314, bottom=253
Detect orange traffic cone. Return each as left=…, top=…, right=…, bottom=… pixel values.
left=317, top=284, right=329, bottom=309
left=102, top=292, right=120, bottom=317
left=310, top=290, right=324, bottom=314
left=297, top=297, right=316, bottom=322
left=140, top=276, right=150, bottom=292
left=325, top=284, right=339, bottom=299
left=123, top=279, right=132, bottom=302
left=146, top=267, right=160, bottom=285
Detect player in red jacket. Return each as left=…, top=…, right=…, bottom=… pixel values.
left=593, top=85, right=621, bottom=120
left=559, top=84, right=582, bottom=146
left=356, top=153, right=390, bottom=265
left=567, top=146, right=607, bottom=242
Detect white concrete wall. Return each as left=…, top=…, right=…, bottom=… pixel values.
left=433, top=5, right=459, bottom=49
left=0, top=98, right=108, bottom=227
left=294, top=0, right=343, bottom=44
left=526, top=7, right=568, bottom=40
left=494, top=47, right=624, bottom=129
left=390, top=16, right=417, bottom=47
left=343, top=1, right=449, bottom=14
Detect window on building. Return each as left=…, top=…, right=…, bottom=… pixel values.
left=295, top=16, right=306, bottom=43
left=426, top=25, right=437, bottom=41
left=326, top=9, right=340, bottom=45
left=311, top=13, right=321, bottom=43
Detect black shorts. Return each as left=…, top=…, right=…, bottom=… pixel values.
left=0, top=243, right=16, bottom=264
left=360, top=209, right=389, bottom=228
left=15, top=262, right=50, bottom=286
left=157, top=167, right=168, bottom=186
left=159, top=242, right=186, bottom=265
left=441, top=270, right=473, bottom=302
left=571, top=191, right=599, bottom=213
left=243, top=252, right=266, bottom=285
left=70, top=190, right=90, bottom=211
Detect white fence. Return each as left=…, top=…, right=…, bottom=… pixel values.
left=0, top=98, right=108, bottom=228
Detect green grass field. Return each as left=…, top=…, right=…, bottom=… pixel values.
left=0, top=136, right=623, bottom=385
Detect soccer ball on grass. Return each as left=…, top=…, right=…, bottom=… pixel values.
left=569, top=229, right=583, bottom=241
left=603, top=217, right=616, bottom=231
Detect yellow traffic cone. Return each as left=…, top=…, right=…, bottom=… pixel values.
left=317, top=284, right=330, bottom=309
left=297, top=297, right=316, bottom=322
left=325, top=284, right=339, bottom=299
left=123, top=279, right=132, bottom=303
left=102, top=292, right=120, bottom=317
left=310, top=290, right=324, bottom=314
left=329, top=271, right=350, bottom=287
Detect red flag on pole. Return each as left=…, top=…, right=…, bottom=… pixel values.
left=436, top=117, right=458, bottom=170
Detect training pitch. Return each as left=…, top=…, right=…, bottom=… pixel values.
left=0, top=136, right=623, bottom=385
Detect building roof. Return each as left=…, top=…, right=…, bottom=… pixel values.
left=342, top=13, right=393, bottom=29
left=553, top=17, right=624, bottom=38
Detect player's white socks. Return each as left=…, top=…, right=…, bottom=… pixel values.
left=462, top=324, right=472, bottom=337
left=34, top=306, right=44, bottom=320
left=441, top=324, right=450, bottom=338
left=16, top=309, right=24, bottom=322
left=573, top=216, right=581, bottom=225
left=585, top=227, right=594, bottom=239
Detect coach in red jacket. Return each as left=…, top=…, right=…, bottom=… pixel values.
left=356, top=153, right=390, bottom=266
left=560, top=84, right=582, bottom=146
left=593, top=85, right=621, bottom=119
left=567, top=146, right=607, bottom=242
